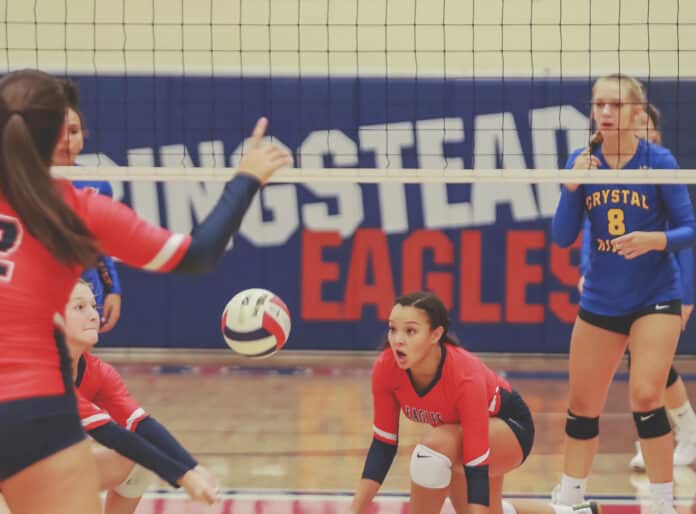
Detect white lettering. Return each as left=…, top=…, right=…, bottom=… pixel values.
left=299, top=130, right=358, bottom=167
left=127, top=147, right=160, bottom=225
left=421, top=184, right=472, bottom=228
left=302, top=184, right=364, bottom=237
left=360, top=122, right=413, bottom=234
left=471, top=183, right=539, bottom=225
left=416, top=118, right=465, bottom=169
left=239, top=186, right=299, bottom=246
left=473, top=112, right=526, bottom=169
left=530, top=105, right=589, bottom=216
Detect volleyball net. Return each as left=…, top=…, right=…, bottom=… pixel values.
left=4, top=1, right=696, bottom=353
left=2, top=0, right=695, bottom=179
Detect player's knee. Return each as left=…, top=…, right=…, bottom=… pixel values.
left=565, top=410, right=599, bottom=440
left=567, top=394, right=601, bottom=418
left=666, top=366, right=680, bottom=388
left=410, top=444, right=452, bottom=489
left=630, top=382, right=663, bottom=411
left=633, top=407, right=671, bottom=439
left=114, top=464, right=152, bottom=498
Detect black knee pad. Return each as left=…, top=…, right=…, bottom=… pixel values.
left=565, top=410, right=599, bottom=440
left=633, top=407, right=671, bottom=439
left=666, top=366, right=679, bottom=388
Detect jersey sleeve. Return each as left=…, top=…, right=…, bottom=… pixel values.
left=76, top=389, right=113, bottom=431
left=660, top=183, right=696, bottom=252
left=98, top=181, right=114, bottom=198
left=92, top=359, right=148, bottom=431
left=371, top=356, right=400, bottom=446
left=579, top=216, right=592, bottom=276
left=676, top=246, right=695, bottom=305
left=75, top=187, right=191, bottom=272
left=455, top=374, right=491, bottom=468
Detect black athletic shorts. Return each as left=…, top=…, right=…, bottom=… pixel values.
left=578, top=300, right=681, bottom=335
left=496, top=388, right=535, bottom=463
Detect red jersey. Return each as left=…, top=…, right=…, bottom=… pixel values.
left=76, top=352, right=147, bottom=432
left=371, top=344, right=511, bottom=468
left=0, top=180, right=190, bottom=401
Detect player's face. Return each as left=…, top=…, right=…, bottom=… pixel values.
left=52, top=107, right=84, bottom=166
left=592, top=81, right=640, bottom=139
left=633, top=110, right=660, bottom=144
left=65, top=282, right=100, bottom=349
left=388, top=304, right=442, bottom=370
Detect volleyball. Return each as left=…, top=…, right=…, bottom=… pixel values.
left=221, top=288, right=291, bottom=358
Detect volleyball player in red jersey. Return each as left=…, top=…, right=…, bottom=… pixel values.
left=0, top=69, right=290, bottom=514
left=68, top=279, right=218, bottom=513
left=0, top=279, right=219, bottom=514
left=345, top=291, right=600, bottom=514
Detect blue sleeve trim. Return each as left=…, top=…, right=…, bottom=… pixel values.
left=89, top=421, right=193, bottom=487
left=361, top=437, right=397, bottom=484
left=175, top=174, right=261, bottom=274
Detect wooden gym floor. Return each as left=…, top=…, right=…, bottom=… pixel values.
left=93, top=349, right=696, bottom=513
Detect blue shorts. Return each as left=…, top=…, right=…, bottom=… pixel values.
left=496, top=388, right=535, bottom=463
left=0, top=330, right=85, bottom=481
left=0, top=395, right=85, bottom=481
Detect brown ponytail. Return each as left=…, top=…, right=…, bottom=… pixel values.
left=0, top=70, right=99, bottom=268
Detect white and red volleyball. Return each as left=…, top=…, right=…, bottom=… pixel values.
left=221, top=288, right=291, bottom=358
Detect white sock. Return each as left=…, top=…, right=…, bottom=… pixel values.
left=650, top=482, right=673, bottom=511
left=669, top=402, right=696, bottom=437
left=559, top=474, right=587, bottom=505
left=552, top=505, right=574, bottom=514
left=502, top=500, right=518, bottom=514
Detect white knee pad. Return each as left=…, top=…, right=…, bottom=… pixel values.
left=502, top=500, right=518, bottom=514
left=409, top=444, right=452, bottom=489
left=114, top=464, right=153, bottom=498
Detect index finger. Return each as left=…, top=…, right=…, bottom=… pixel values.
left=248, top=117, right=268, bottom=148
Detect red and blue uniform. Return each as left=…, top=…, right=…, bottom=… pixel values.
left=75, top=352, right=199, bottom=487
left=75, top=352, right=147, bottom=432
left=372, top=344, right=510, bottom=468
left=0, top=180, right=189, bottom=403
left=0, top=173, right=259, bottom=480
left=361, top=343, right=533, bottom=507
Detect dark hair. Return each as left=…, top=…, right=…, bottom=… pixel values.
left=58, top=78, right=86, bottom=132
left=0, top=69, right=99, bottom=267
left=391, top=291, right=460, bottom=346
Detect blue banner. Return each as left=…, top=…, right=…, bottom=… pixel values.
left=75, top=76, right=696, bottom=353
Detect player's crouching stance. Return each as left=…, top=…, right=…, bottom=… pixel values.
left=345, top=291, right=601, bottom=514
